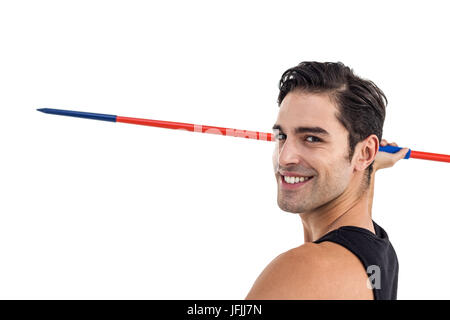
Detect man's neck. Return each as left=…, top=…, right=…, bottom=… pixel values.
left=300, top=190, right=374, bottom=243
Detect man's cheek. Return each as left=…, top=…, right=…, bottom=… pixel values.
left=272, top=150, right=279, bottom=171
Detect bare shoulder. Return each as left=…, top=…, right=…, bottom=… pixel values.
left=245, top=241, right=374, bottom=300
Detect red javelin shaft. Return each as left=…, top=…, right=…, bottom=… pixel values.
left=116, top=116, right=450, bottom=163
left=116, top=115, right=275, bottom=142
left=408, top=150, right=449, bottom=163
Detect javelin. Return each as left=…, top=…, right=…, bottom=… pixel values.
left=36, top=108, right=450, bottom=163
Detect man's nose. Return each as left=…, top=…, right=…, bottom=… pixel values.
left=277, top=139, right=301, bottom=167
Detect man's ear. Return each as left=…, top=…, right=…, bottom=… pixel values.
left=354, top=135, right=379, bottom=172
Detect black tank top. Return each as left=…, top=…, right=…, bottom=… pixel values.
left=313, top=220, right=398, bottom=300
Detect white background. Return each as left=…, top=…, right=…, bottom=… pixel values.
left=0, top=0, right=449, bottom=299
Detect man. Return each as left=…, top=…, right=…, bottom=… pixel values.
left=245, top=61, right=409, bottom=300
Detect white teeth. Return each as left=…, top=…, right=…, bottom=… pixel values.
left=283, top=175, right=311, bottom=184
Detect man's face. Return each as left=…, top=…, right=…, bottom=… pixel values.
left=272, top=90, right=356, bottom=214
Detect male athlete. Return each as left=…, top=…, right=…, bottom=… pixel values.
left=245, top=61, right=409, bottom=300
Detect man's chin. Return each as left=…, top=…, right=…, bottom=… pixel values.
left=277, top=201, right=307, bottom=214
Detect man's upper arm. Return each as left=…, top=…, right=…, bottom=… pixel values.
left=245, top=242, right=374, bottom=300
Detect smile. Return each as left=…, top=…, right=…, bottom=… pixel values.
left=280, top=175, right=314, bottom=190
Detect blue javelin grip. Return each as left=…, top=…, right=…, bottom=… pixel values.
left=379, top=145, right=411, bottom=159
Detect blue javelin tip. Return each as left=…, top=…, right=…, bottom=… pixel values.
left=36, top=108, right=117, bottom=122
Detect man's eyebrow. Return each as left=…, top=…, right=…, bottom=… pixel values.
left=272, top=124, right=330, bottom=136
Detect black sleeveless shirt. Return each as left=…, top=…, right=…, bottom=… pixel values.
left=313, top=220, right=398, bottom=300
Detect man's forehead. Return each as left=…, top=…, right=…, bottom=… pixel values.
left=274, top=108, right=336, bottom=136
left=275, top=91, right=340, bottom=135
left=279, top=91, right=337, bottom=116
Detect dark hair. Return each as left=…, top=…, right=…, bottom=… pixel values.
left=277, top=61, right=387, bottom=190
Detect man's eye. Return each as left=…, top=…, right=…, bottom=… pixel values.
left=275, top=134, right=321, bottom=142
left=306, top=136, right=322, bottom=143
